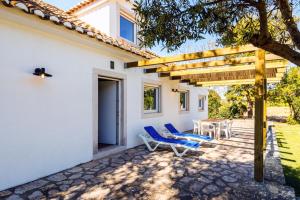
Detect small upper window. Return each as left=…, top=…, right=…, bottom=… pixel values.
left=144, top=84, right=160, bottom=113
left=198, top=96, right=205, bottom=111
left=120, top=16, right=134, bottom=42
left=180, top=91, right=189, bottom=111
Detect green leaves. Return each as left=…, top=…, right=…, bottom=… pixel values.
left=134, top=0, right=247, bottom=51
left=134, top=0, right=300, bottom=66
left=269, top=67, right=300, bottom=122
left=208, top=90, right=222, bottom=118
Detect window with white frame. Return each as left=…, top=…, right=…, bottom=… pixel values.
left=179, top=91, right=189, bottom=111
left=144, top=84, right=161, bottom=113
left=120, top=15, right=135, bottom=42
left=198, top=95, right=205, bottom=111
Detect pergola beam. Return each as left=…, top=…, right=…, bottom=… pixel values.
left=169, top=61, right=287, bottom=77
left=125, top=45, right=257, bottom=68
left=194, top=77, right=281, bottom=86
left=145, top=54, right=283, bottom=73
left=189, top=73, right=283, bottom=84
left=198, top=79, right=281, bottom=86
left=179, top=68, right=283, bottom=80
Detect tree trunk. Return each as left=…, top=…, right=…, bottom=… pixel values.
left=247, top=101, right=254, bottom=118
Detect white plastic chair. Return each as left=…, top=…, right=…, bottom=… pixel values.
left=201, top=122, right=215, bottom=138
left=226, top=120, right=233, bottom=137
left=193, top=120, right=201, bottom=134
left=219, top=120, right=233, bottom=139
left=219, top=121, right=229, bottom=139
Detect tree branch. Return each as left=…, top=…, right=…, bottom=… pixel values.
left=257, top=0, right=270, bottom=39
left=250, top=35, right=300, bottom=65
left=276, top=0, right=300, bottom=49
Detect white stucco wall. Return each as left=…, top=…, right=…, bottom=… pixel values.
left=77, top=0, right=135, bottom=41
left=79, top=2, right=111, bottom=36
left=0, top=7, right=208, bottom=191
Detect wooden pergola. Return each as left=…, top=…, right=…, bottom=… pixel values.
left=125, top=45, right=288, bottom=182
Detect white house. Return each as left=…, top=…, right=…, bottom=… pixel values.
left=0, top=0, right=208, bottom=191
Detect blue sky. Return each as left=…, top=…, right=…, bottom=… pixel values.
left=44, top=0, right=83, bottom=10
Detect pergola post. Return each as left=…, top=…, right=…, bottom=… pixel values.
left=254, top=49, right=266, bottom=182
left=263, top=78, right=267, bottom=149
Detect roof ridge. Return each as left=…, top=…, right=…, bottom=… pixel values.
left=66, top=0, right=97, bottom=14
left=66, top=0, right=134, bottom=15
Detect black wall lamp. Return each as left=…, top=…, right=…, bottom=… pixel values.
left=172, top=89, right=179, bottom=92
left=33, top=68, right=52, bottom=78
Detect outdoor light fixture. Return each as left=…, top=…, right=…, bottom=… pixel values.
left=172, top=89, right=179, bottom=92
left=33, top=68, right=52, bottom=78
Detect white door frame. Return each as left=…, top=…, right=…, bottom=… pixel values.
left=92, top=68, right=127, bottom=154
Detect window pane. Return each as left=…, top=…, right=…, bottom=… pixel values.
left=180, top=92, right=186, bottom=110
left=199, top=97, right=205, bottom=110
left=120, top=16, right=134, bottom=42
left=144, top=86, right=159, bottom=111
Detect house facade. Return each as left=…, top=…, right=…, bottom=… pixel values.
left=0, top=0, right=208, bottom=191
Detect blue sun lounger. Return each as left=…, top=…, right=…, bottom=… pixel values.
left=139, top=126, right=201, bottom=157
left=165, top=123, right=213, bottom=141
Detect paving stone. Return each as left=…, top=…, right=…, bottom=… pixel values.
left=227, top=182, right=240, bottom=188
left=69, top=174, right=82, bottom=179
left=0, top=190, right=12, bottom=197
left=15, top=180, right=49, bottom=194
left=72, top=179, right=86, bottom=186
left=48, top=189, right=59, bottom=198
left=222, top=175, right=237, bottom=183
left=189, top=182, right=205, bottom=193
left=59, top=184, right=69, bottom=191
left=63, top=192, right=77, bottom=200
left=158, top=161, right=169, bottom=167
left=111, top=158, right=125, bottom=164
left=197, top=176, right=213, bottom=184
left=229, top=163, right=237, bottom=168
left=28, top=191, right=44, bottom=200
left=56, top=180, right=73, bottom=185
left=235, top=167, right=249, bottom=174
left=68, top=167, right=82, bottom=173
left=81, top=161, right=99, bottom=169
left=220, top=170, right=232, bottom=175
left=202, top=184, right=219, bottom=194
left=47, top=173, right=67, bottom=182
left=85, top=171, right=96, bottom=175
left=82, top=175, right=94, bottom=181
left=40, top=184, right=56, bottom=192
left=179, top=176, right=194, bottom=184
left=6, top=194, right=23, bottom=200
left=215, top=179, right=226, bottom=187
left=220, top=164, right=229, bottom=169
left=187, top=168, right=198, bottom=176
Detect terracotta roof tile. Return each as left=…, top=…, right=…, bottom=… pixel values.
left=1, top=0, right=157, bottom=59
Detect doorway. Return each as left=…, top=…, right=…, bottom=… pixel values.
left=98, top=77, right=121, bottom=150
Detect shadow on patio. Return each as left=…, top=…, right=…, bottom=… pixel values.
left=1, top=120, right=295, bottom=200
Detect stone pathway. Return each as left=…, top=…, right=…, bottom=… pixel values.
left=0, top=120, right=295, bottom=200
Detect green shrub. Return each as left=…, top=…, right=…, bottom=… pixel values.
left=287, top=116, right=299, bottom=125
left=208, top=90, right=222, bottom=118
left=219, top=103, right=232, bottom=119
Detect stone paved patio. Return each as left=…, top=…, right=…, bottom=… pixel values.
left=0, top=120, right=296, bottom=200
